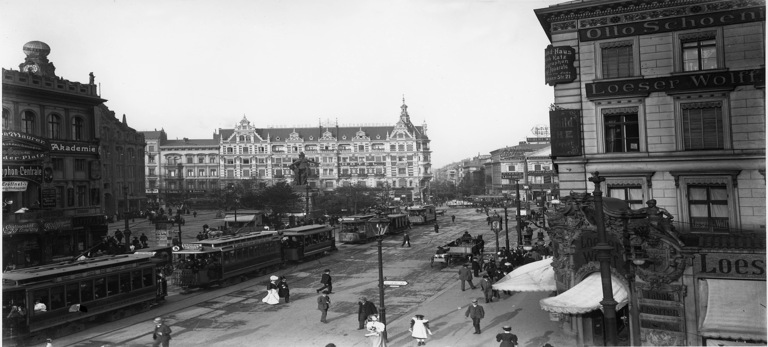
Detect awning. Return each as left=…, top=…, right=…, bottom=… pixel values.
left=492, top=257, right=556, bottom=292
left=222, top=215, right=257, bottom=222
left=540, top=272, right=629, bottom=314
left=699, top=279, right=766, bottom=341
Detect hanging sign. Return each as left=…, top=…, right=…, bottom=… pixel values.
left=544, top=45, right=577, bottom=86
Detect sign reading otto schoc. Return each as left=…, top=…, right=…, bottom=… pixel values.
left=544, top=45, right=577, bottom=86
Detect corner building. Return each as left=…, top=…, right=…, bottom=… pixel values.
left=536, top=1, right=765, bottom=346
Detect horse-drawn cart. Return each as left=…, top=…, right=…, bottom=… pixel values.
left=430, top=240, right=476, bottom=268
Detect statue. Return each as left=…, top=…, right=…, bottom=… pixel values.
left=638, top=199, right=684, bottom=246
left=89, top=72, right=95, bottom=84
left=289, top=152, right=313, bottom=186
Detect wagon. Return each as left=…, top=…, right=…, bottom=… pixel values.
left=430, top=241, right=475, bottom=268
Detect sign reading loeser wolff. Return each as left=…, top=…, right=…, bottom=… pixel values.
left=694, top=253, right=766, bottom=279
left=549, top=108, right=582, bottom=157
left=544, top=45, right=576, bottom=86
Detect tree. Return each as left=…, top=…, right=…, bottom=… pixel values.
left=255, top=181, right=301, bottom=215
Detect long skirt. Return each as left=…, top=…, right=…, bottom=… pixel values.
left=262, top=289, right=280, bottom=305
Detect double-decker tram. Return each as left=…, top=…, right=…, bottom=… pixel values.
left=406, top=204, right=437, bottom=225
left=338, top=214, right=377, bottom=243
left=281, top=224, right=336, bottom=261
left=170, top=230, right=283, bottom=290
left=2, top=253, right=167, bottom=345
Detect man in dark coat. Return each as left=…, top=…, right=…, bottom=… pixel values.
left=465, top=299, right=485, bottom=334
left=317, top=291, right=331, bottom=323
left=434, top=223, right=439, bottom=233
left=114, top=229, right=124, bottom=244
left=458, top=264, right=476, bottom=291
left=152, top=317, right=172, bottom=347
left=480, top=275, right=494, bottom=303
left=471, top=257, right=482, bottom=277
left=357, top=297, right=378, bottom=329
left=316, top=269, right=333, bottom=293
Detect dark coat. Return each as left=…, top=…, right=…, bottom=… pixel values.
left=458, top=267, right=473, bottom=281
left=317, top=295, right=330, bottom=311
left=278, top=281, right=289, bottom=297
left=496, top=332, right=518, bottom=347
left=358, top=301, right=378, bottom=321
left=321, top=273, right=332, bottom=285
left=465, top=304, right=485, bottom=319
left=153, top=323, right=172, bottom=342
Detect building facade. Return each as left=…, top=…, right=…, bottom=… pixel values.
left=2, top=41, right=145, bottom=268
left=536, top=0, right=765, bottom=345
left=98, top=106, right=146, bottom=217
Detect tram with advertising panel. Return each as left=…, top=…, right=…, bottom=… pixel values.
left=170, top=230, right=283, bottom=290
left=2, top=253, right=168, bottom=345
left=406, top=205, right=437, bottom=225
left=281, top=224, right=336, bottom=261
left=338, top=214, right=377, bottom=243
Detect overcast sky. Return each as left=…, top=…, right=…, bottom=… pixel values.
left=1, top=0, right=561, bottom=168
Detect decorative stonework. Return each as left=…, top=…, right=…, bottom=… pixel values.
left=320, top=130, right=335, bottom=141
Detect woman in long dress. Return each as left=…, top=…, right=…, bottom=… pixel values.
left=365, top=314, right=387, bottom=347
left=409, top=314, right=433, bottom=346
left=262, top=275, right=280, bottom=305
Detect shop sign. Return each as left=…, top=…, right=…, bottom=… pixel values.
left=544, top=45, right=576, bottom=86
left=549, top=108, right=582, bottom=157
left=146, top=189, right=159, bottom=194
left=573, top=230, right=625, bottom=275
left=501, top=172, right=524, bottom=179
left=579, top=7, right=765, bottom=42
left=694, top=253, right=766, bottom=279
left=49, top=140, right=99, bottom=154
left=2, top=181, right=28, bottom=192
left=2, top=131, right=48, bottom=161
left=586, top=68, right=764, bottom=99
left=43, top=218, right=71, bottom=231
left=41, top=188, right=57, bottom=208
left=3, top=164, right=43, bottom=182
left=3, top=222, right=40, bottom=235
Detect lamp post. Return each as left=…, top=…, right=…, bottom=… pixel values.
left=371, top=211, right=388, bottom=342
left=490, top=214, right=501, bottom=257
left=514, top=178, right=522, bottom=247
left=123, top=185, right=130, bottom=234
left=589, top=171, right=618, bottom=346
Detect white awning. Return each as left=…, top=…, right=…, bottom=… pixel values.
left=540, top=272, right=629, bottom=314
left=492, top=257, right=556, bottom=292
left=222, top=215, right=257, bottom=222
left=699, top=279, right=766, bottom=342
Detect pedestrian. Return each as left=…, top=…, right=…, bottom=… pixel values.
left=434, top=223, right=439, bottom=233
left=114, top=229, right=124, bottom=245
left=401, top=230, right=411, bottom=247
left=465, top=299, right=485, bottom=334
left=124, top=228, right=132, bottom=242
left=496, top=325, right=518, bottom=347
left=140, top=233, right=149, bottom=248
left=278, top=276, right=290, bottom=303
left=45, top=338, right=53, bottom=347
left=409, top=314, right=433, bottom=346
left=193, top=211, right=197, bottom=218
left=475, top=235, right=485, bottom=255
left=152, top=317, right=172, bottom=347
left=471, top=257, right=481, bottom=277
left=365, top=314, right=387, bottom=347
left=262, top=275, right=280, bottom=305
left=357, top=297, right=378, bottom=330
left=480, top=275, right=494, bottom=303
left=316, top=269, right=333, bottom=293
left=317, top=290, right=331, bottom=323
left=132, top=237, right=142, bottom=250
left=458, top=264, right=476, bottom=291
left=451, top=215, right=456, bottom=223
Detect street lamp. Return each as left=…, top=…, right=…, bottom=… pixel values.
left=589, top=171, right=618, bottom=346
left=123, top=185, right=130, bottom=235
left=514, top=178, right=523, bottom=247
left=490, top=213, right=502, bottom=257
left=370, top=211, right=389, bottom=342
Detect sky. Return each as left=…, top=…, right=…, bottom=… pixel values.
left=1, top=0, right=562, bottom=168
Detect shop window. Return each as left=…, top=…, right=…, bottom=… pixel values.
left=688, top=185, right=729, bottom=232
left=603, top=107, right=639, bottom=153
left=681, top=101, right=724, bottom=150
left=600, top=40, right=634, bottom=79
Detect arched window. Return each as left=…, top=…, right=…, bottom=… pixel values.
left=72, top=117, right=84, bottom=140
left=48, top=114, right=62, bottom=139
left=2, top=109, right=9, bottom=129
left=21, top=111, right=35, bottom=134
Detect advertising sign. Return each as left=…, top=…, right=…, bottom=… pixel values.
left=2, top=181, right=28, bottom=192
left=41, top=188, right=57, bottom=208
left=49, top=140, right=99, bottom=155
left=544, top=45, right=577, bottom=86
left=549, top=108, right=582, bottom=157
left=2, top=131, right=48, bottom=162
left=2, top=164, right=43, bottom=182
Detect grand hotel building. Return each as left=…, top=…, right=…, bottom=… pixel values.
left=143, top=101, right=432, bottom=204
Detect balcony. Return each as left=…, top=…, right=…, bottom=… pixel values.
left=689, top=217, right=729, bottom=232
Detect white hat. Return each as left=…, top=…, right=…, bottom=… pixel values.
left=270, top=275, right=279, bottom=281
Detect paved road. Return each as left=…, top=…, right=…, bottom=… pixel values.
left=57, top=208, right=571, bottom=347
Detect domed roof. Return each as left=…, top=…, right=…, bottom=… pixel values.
left=23, top=41, right=51, bottom=58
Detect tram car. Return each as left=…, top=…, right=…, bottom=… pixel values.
left=2, top=253, right=168, bottom=345
left=338, top=214, right=377, bottom=243
left=170, top=230, right=283, bottom=290
left=406, top=204, right=437, bottom=225
left=380, top=213, right=410, bottom=235
left=281, top=224, right=336, bottom=261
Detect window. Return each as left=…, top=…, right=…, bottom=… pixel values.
left=198, top=157, right=204, bottom=164
left=226, top=159, right=234, bottom=165
left=398, top=168, right=406, bottom=175
left=258, top=169, right=266, bottom=177
left=198, top=169, right=205, bottom=177
left=71, top=117, right=83, bottom=140
left=227, top=170, right=234, bottom=178
left=187, top=169, right=194, bottom=177
left=601, top=41, right=633, bottom=79
left=185, top=157, right=192, bottom=164
left=681, top=102, right=723, bottom=150
left=398, top=144, right=405, bottom=151
left=75, top=159, right=86, bottom=172
left=325, top=181, right=334, bottom=188
left=688, top=185, right=728, bottom=231
left=681, top=32, right=717, bottom=71
left=243, top=169, right=250, bottom=177
left=209, top=157, right=216, bottom=164
left=242, top=147, right=249, bottom=154
left=56, top=186, right=64, bottom=208
left=48, top=114, right=61, bottom=139
left=242, top=158, right=250, bottom=165
left=210, top=169, right=217, bottom=176
left=76, top=185, right=87, bottom=206
left=608, top=186, right=643, bottom=209
left=2, top=108, right=9, bottom=129
left=604, top=109, right=639, bottom=153
left=227, top=147, right=234, bottom=154
left=508, top=165, right=515, bottom=172
left=21, top=111, right=35, bottom=134
left=148, top=145, right=155, bottom=152
left=390, top=144, right=396, bottom=151
left=358, top=145, right=365, bottom=152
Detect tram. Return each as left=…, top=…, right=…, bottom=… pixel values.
left=2, top=253, right=168, bottom=345
left=406, top=204, right=437, bottom=225
left=282, top=224, right=336, bottom=261
left=170, top=230, right=283, bottom=289
left=382, top=213, right=409, bottom=235
left=337, top=214, right=377, bottom=243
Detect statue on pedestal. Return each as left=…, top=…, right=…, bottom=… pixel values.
left=289, top=152, right=314, bottom=186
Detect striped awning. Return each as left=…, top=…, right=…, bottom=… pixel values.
left=222, top=215, right=257, bottom=222
left=699, top=279, right=766, bottom=341
left=492, top=257, right=556, bottom=292
left=540, top=272, right=629, bottom=314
